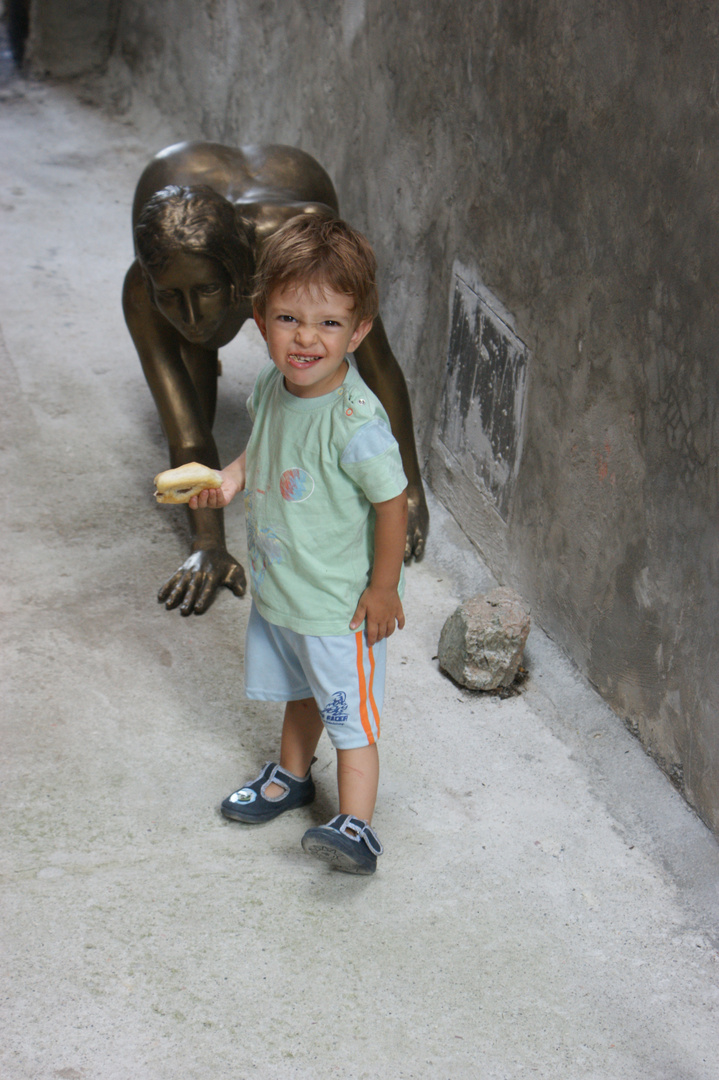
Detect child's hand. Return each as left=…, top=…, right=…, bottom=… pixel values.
left=350, top=585, right=405, bottom=647
left=189, top=454, right=246, bottom=510
left=188, top=479, right=232, bottom=510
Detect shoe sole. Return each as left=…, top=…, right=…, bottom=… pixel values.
left=301, top=835, right=376, bottom=875
left=221, top=807, right=282, bottom=823
left=221, top=793, right=314, bottom=824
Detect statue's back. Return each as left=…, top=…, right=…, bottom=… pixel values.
left=132, top=142, right=339, bottom=226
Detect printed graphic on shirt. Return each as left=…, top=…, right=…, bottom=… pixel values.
left=280, top=467, right=315, bottom=502
left=320, top=691, right=349, bottom=726
left=245, top=490, right=285, bottom=594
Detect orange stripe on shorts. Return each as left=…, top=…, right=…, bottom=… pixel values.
left=355, top=631, right=375, bottom=744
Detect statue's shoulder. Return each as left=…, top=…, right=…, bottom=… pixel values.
left=122, top=258, right=147, bottom=307
left=122, top=259, right=160, bottom=328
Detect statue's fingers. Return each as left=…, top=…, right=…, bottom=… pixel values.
left=160, top=571, right=190, bottom=608
left=157, top=568, right=182, bottom=603
left=179, top=572, right=204, bottom=616
left=224, top=562, right=247, bottom=596
left=193, top=574, right=218, bottom=615
left=166, top=567, right=195, bottom=610
left=165, top=581, right=189, bottom=609
left=403, top=525, right=426, bottom=563
left=404, top=535, right=414, bottom=563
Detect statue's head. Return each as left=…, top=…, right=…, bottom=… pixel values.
left=135, top=185, right=253, bottom=287
left=134, top=185, right=253, bottom=344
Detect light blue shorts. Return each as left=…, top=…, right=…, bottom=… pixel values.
left=244, top=603, right=386, bottom=750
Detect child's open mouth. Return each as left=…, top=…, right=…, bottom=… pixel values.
left=288, top=354, right=321, bottom=367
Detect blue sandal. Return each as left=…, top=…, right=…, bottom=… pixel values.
left=221, top=760, right=315, bottom=823
left=301, top=814, right=383, bottom=875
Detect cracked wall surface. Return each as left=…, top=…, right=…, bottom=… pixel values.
left=25, top=0, right=719, bottom=833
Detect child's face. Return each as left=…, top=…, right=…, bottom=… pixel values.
left=254, top=280, right=373, bottom=398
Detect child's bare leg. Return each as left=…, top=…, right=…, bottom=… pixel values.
left=337, top=744, right=379, bottom=823
left=301, top=743, right=382, bottom=874
left=264, top=697, right=324, bottom=798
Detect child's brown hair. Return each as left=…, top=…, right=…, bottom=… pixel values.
left=252, top=214, right=379, bottom=324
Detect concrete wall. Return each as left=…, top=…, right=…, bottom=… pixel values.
left=26, top=0, right=120, bottom=78
left=27, top=1, right=719, bottom=834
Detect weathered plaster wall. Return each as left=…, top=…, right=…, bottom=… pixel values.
left=28, top=1, right=719, bottom=832
left=26, top=0, right=120, bottom=78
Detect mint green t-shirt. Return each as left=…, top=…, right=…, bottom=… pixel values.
left=244, top=362, right=408, bottom=636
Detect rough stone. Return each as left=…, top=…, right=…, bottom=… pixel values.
left=438, top=586, right=530, bottom=690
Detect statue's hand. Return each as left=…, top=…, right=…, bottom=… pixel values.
left=157, top=547, right=247, bottom=616
left=405, top=484, right=429, bottom=562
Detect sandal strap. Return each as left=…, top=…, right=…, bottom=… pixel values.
left=253, top=760, right=313, bottom=799
left=360, top=824, right=383, bottom=857
left=273, top=762, right=313, bottom=784
left=263, top=764, right=291, bottom=796
left=332, top=814, right=384, bottom=856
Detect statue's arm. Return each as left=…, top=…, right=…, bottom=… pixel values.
left=354, top=316, right=429, bottom=560
left=122, top=262, right=220, bottom=476
left=122, top=261, right=246, bottom=613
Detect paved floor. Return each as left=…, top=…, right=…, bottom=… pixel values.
left=1, top=75, right=718, bottom=1080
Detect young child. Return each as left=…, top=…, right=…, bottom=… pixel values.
left=190, top=215, right=408, bottom=875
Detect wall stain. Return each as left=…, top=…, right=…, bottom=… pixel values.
left=438, top=270, right=528, bottom=521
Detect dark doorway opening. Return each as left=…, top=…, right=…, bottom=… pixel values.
left=6, top=0, right=29, bottom=67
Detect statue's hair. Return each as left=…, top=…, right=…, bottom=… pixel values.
left=252, top=214, right=378, bottom=324
left=134, top=185, right=253, bottom=294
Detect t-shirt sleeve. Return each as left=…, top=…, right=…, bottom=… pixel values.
left=340, top=418, right=408, bottom=504
left=246, top=363, right=276, bottom=422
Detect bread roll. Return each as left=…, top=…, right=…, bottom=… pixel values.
left=154, top=461, right=222, bottom=504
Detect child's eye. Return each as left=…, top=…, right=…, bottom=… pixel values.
left=278, top=315, right=296, bottom=323
left=323, top=320, right=340, bottom=327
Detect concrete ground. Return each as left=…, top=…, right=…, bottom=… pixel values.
left=1, top=73, right=718, bottom=1080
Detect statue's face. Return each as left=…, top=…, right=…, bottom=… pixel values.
left=148, top=251, right=233, bottom=344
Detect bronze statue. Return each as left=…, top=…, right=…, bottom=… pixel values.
left=123, top=141, right=428, bottom=615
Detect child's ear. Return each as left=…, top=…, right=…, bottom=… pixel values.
left=253, top=306, right=268, bottom=341
left=349, top=318, right=374, bottom=353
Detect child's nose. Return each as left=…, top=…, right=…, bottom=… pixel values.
left=295, top=322, right=316, bottom=345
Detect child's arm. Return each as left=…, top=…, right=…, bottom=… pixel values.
left=350, top=490, right=409, bottom=646
left=189, top=451, right=246, bottom=510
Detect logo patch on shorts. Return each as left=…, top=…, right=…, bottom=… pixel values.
left=321, top=691, right=349, bottom=725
